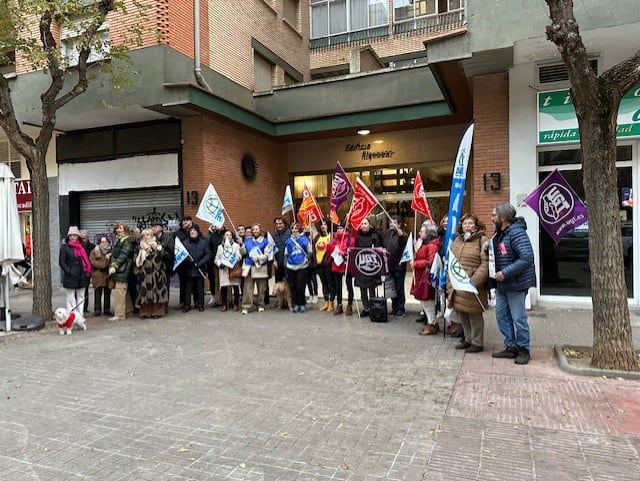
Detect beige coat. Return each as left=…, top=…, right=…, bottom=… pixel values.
left=89, top=246, right=111, bottom=288
left=446, top=231, right=489, bottom=314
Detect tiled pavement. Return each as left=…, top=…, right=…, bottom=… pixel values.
left=1, top=289, right=640, bottom=480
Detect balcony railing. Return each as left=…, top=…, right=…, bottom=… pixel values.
left=310, top=8, right=466, bottom=51
left=393, top=9, right=466, bottom=36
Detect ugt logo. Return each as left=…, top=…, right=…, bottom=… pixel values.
left=539, top=183, right=572, bottom=224
left=355, top=249, right=383, bottom=276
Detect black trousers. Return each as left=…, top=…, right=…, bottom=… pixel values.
left=184, top=276, right=205, bottom=308
left=317, top=264, right=331, bottom=301
left=287, top=268, right=309, bottom=306
left=93, top=286, right=111, bottom=314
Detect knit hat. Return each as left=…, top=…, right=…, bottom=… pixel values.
left=67, top=226, right=81, bottom=238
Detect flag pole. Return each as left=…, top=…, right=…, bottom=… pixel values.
left=222, top=209, right=237, bottom=235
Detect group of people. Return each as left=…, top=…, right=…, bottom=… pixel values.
left=58, top=202, right=536, bottom=365
left=408, top=204, right=536, bottom=365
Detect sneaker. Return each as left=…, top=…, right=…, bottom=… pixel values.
left=514, top=348, right=531, bottom=365
left=299, top=305, right=306, bottom=313
left=258, top=307, right=265, bottom=313
left=393, top=310, right=406, bottom=318
left=492, top=346, right=518, bottom=359
left=208, top=295, right=215, bottom=305
left=293, top=305, right=300, bottom=313
left=414, top=313, right=427, bottom=323
left=311, top=295, right=318, bottom=304
left=241, top=309, right=248, bottom=315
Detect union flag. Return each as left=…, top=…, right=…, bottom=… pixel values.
left=348, top=178, right=379, bottom=231
left=411, top=171, right=432, bottom=219
left=297, top=183, right=324, bottom=227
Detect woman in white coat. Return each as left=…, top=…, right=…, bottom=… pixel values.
left=215, top=229, right=242, bottom=311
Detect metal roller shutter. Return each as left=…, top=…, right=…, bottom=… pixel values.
left=79, top=188, right=182, bottom=242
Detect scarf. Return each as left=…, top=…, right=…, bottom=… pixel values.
left=136, top=237, right=158, bottom=267
left=93, top=243, right=112, bottom=258
left=68, top=240, right=92, bottom=276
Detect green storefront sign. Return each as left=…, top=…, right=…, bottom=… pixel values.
left=538, top=85, right=640, bottom=144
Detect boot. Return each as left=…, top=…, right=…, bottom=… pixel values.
left=333, top=304, right=343, bottom=315
left=345, top=305, right=353, bottom=316
left=319, top=300, right=330, bottom=311
left=327, top=301, right=335, bottom=313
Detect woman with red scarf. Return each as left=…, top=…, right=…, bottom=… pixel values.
left=59, top=226, right=93, bottom=315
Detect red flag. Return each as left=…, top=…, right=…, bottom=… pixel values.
left=411, top=171, right=432, bottom=219
left=297, top=184, right=323, bottom=226
left=348, top=178, right=379, bottom=231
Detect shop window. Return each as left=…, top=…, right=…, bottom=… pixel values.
left=539, top=165, right=633, bottom=298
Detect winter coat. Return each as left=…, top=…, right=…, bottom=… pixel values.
left=327, top=232, right=355, bottom=274
left=182, top=236, right=212, bottom=278
left=215, top=242, right=242, bottom=287
left=410, top=236, right=441, bottom=299
left=134, top=247, right=169, bottom=305
left=156, top=231, right=175, bottom=275
left=207, top=228, right=225, bottom=266
left=353, top=228, right=383, bottom=288
left=285, top=234, right=312, bottom=271
left=59, top=243, right=91, bottom=289
left=272, top=227, right=291, bottom=264
left=90, top=246, right=111, bottom=289
left=109, top=235, right=134, bottom=282
left=381, top=228, right=408, bottom=272
left=241, top=235, right=270, bottom=279
left=446, top=231, right=489, bottom=314
left=493, top=218, right=537, bottom=293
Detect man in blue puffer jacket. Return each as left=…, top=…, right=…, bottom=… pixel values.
left=490, top=204, right=536, bottom=365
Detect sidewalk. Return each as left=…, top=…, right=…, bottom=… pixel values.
left=1, top=287, right=639, bottom=480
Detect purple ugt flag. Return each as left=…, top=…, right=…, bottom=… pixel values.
left=329, top=161, right=352, bottom=221
left=524, top=169, right=588, bottom=244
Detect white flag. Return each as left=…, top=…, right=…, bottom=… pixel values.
left=400, top=233, right=413, bottom=263
left=196, top=183, right=225, bottom=227
left=266, top=232, right=277, bottom=261
left=282, top=185, right=293, bottom=215
left=430, top=251, right=443, bottom=285
left=173, top=237, right=189, bottom=271
left=448, top=250, right=478, bottom=294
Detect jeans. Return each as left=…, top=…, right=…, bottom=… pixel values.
left=495, top=290, right=530, bottom=350
left=389, top=269, right=406, bottom=314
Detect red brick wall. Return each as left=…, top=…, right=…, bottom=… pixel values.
left=181, top=116, right=288, bottom=232
left=471, top=72, right=510, bottom=235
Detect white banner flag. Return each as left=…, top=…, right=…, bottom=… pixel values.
left=173, top=237, right=189, bottom=271
left=196, top=183, right=225, bottom=227
left=447, top=250, right=478, bottom=294
left=282, top=185, right=293, bottom=215
left=400, top=233, right=413, bottom=263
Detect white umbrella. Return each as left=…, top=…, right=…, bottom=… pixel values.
left=0, top=164, right=24, bottom=331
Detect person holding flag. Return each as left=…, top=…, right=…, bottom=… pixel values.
left=446, top=214, right=489, bottom=353
left=353, top=217, right=383, bottom=317
left=410, top=220, right=441, bottom=335
left=272, top=217, right=291, bottom=284
left=181, top=225, right=211, bottom=312
left=381, top=215, right=409, bottom=318
left=240, top=223, right=271, bottom=315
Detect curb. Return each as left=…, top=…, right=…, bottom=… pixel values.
left=554, top=344, right=640, bottom=380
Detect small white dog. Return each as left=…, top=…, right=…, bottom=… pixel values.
left=54, top=308, right=87, bottom=335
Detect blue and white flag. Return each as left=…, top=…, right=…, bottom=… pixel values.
left=173, top=237, right=189, bottom=271
left=430, top=251, right=443, bottom=285
left=400, top=233, right=413, bottom=263
left=282, top=185, right=294, bottom=216
left=440, top=122, right=474, bottom=287
left=196, top=183, right=225, bottom=227
left=266, top=232, right=277, bottom=261
left=448, top=250, right=478, bottom=294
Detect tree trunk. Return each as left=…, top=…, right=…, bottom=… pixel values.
left=28, top=151, right=53, bottom=321
left=580, top=93, right=638, bottom=371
